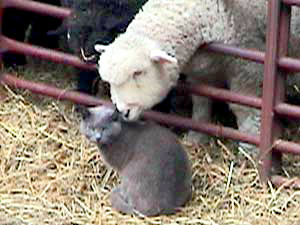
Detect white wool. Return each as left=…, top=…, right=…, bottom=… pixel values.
left=95, top=0, right=300, bottom=149
left=97, top=0, right=236, bottom=120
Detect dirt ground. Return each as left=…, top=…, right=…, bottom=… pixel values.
left=1, top=59, right=300, bottom=225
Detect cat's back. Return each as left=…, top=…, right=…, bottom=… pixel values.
left=123, top=121, right=191, bottom=191
left=121, top=122, right=191, bottom=215
left=132, top=122, right=182, bottom=153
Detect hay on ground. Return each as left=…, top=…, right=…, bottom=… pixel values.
left=0, top=62, right=300, bottom=225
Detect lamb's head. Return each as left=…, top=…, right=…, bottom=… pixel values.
left=80, top=105, right=122, bottom=145
left=95, top=40, right=179, bottom=121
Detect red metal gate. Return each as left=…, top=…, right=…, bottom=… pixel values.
left=1, top=0, right=300, bottom=186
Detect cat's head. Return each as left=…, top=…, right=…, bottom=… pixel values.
left=80, top=105, right=122, bottom=145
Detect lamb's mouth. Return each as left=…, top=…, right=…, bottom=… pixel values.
left=113, top=102, right=143, bottom=121
left=114, top=107, right=130, bottom=121
left=121, top=108, right=142, bottom=121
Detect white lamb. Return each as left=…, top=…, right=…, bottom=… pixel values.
left=95, top=0, right=300, bottom=149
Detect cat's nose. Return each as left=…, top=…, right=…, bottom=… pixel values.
left=94, top=133, right=102, bottom=143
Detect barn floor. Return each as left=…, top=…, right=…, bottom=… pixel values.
left=1, top=59, right=300, bottom=225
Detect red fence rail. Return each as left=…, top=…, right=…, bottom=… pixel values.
left=1, top=0, right=300, bottom=186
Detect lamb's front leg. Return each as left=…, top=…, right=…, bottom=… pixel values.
left=229, top=59, right=282, bottom=175
left=229, top=103, right=261, bottom=154
left=228, top=59, right=264, bottom=156
left=182, top=50, right=228, bottom=146
left=230, top=91, right=282, bottom=174
left=184, top=95, right=213, bottom=145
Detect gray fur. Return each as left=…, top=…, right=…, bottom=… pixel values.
left=80, top=105, right=192, bottom=216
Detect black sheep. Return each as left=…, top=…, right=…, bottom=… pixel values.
left=57, top=0, right=148, bottom=95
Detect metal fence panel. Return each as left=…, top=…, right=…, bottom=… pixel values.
left=1, top=0, right=300, bottom=185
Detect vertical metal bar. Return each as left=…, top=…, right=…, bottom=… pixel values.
left=0, top=0, right=3, bottom=70
left=272, top=4, right=292, bottom=177
left=259, top=0, right=282, bottom=182
left=278, top=6, right=292, bottom=74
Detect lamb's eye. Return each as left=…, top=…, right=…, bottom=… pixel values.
left=133, top=70, right=143, bottom=79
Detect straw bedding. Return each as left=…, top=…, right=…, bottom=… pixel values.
left=1, top=61, right=300, bottom=225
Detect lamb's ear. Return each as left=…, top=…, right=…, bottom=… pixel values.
left=94, top=44, right=108, bottom=54
left=150, top=50, right=177, bottom=64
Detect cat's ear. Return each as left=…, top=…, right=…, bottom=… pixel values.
left=76, top=105, right=91, bottom=120
left=88, top=105, right=113, bottom=116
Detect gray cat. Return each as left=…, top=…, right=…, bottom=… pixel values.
left=79, top=105, right=192, bottom=216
